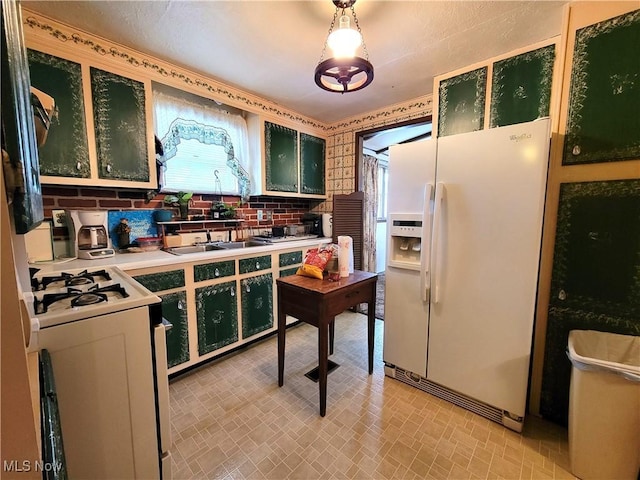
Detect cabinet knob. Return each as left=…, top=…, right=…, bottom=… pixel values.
left=245, top=283, right=251, bottom=293
left=255, top=262, right=260, bottom=269
left=106, top=164, right=112, bottom=173
left=76, top=161, right=82, bottom=170
left=558, top=289, right=567, bottom=301
left=231, top=286, right=235, bottom=297
left=214, top=268, right=220, bottom=277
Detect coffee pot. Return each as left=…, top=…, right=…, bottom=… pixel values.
left=68, top=210, right=115, bottom=260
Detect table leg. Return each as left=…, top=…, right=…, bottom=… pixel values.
left=329, top=319, right=335, bottom=355
left=278, top=299, right=286, bottom=387
left=367, top=298, right=375, bottom=375
left=318, top=319, right=329, bottom=416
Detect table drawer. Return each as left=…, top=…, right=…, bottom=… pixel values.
left=329, top=284, right=372, bottom=313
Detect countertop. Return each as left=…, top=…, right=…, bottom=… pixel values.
left=29, top=237, right=332, bottom=274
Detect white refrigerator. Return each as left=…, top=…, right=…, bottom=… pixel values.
left=383, top=118, right=551, bottom=432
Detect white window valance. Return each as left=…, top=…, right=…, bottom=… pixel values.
left=153, top=89, right=251, bottom=199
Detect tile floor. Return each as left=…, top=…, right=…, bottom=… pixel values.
left=169, top=312, right=575, bottom=479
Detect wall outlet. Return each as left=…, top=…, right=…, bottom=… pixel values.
left=266, top=210, right=273, bottom=221
left=52, top=209, right=66, bottom=227
left=257, top=209, right=264, bottom=221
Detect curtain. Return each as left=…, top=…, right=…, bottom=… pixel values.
left=153, top=90, right=251, bottom=198
left=362, top=154, right=379, bottom=272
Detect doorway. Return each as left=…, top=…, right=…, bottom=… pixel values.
left=355, top=117, right=432, bottom=319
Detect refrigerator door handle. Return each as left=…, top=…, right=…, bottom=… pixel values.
left=420, top=183, right=434, bottom=302
left=431, top=182, right=445, bottom=304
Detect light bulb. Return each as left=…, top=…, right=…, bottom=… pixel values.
left=327, top=14, right=362, bottom=58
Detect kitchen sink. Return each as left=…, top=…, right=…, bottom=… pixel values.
left=167, top=241, right=264, bottom=255
left=219, top=241, right=264, bottom=249
left=167, top=244, right=226, bottom=255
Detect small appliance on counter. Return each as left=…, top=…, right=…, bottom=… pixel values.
left=302, top=213, right=322, bottom=236
left=322, top=213, right=333, bottom=238
left=68, top=210, right=115, bottom=260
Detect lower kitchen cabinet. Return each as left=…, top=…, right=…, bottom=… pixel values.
left=241, top=273, right=273, bottom=338
left=127, top=243, right=322, bottom=376
left=132, top=269, right=189, bottom=370
left=160, top=291, right=189, bottom=368
left=196, top=280, right=239, bottom=356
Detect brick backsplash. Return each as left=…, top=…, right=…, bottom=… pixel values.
left=43, top=185, right=318, bottom=239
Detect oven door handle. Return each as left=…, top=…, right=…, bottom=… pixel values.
left=161, top=317, right=173, bottom=331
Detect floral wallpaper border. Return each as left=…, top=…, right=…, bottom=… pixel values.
left=23, top=14, right=325, bottom=131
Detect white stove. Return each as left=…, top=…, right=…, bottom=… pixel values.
left=26, top=266, right=160, bottom=330
left=24, top=265, right=171, bottom=478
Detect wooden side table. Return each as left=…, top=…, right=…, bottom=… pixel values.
left=276, top=270, right=378, bottom=416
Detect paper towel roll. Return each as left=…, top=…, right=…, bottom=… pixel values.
left=338, top=235, right=353, bottom=277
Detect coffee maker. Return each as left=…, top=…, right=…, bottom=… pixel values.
left=302, top=213, right=322, bottom=237
left=68, top=210, right=115, bottom=260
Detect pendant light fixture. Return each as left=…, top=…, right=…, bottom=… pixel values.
left=314, top=0, right=374, bottom=94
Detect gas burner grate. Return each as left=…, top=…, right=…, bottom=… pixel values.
left=34, top=283, right=129, bottom=314
left=33, top=269, right=112, bottom=291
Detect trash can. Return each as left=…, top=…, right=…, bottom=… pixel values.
left=567, top=330, right=640, bottom=480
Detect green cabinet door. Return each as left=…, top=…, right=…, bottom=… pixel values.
left=438, top=67, right=487, bottom=137
left=90, top=67, right=150, bottom=181
left=241, top=273, right=273, bottom=338
left=540, top=179, right=640, bottom=425
left=563, top=10, right=640, bottom=164
left=196, top=280, right=238, bottom=356
left=490, top=44, right=556, bottom=128
left=27, top=49, right=91, bottom=178
left=239, top=255, right=271, bottom=274
left=133, top=269, right=185, bottom=292
left=194, top=260, right=235, bottom=282
left=300, top=133, right=325, bottom=195
left=265, top=121, right=298, bottom=192
left=161, top=291, right=189, bottom=369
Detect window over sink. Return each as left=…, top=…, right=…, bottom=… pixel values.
left=152, top=82, right=251, bottom=199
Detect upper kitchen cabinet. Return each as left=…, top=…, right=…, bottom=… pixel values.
left=434, top=38, right=560, bottom=137
left=561, top=7, right=640, bottom=165
left=90, top=67, right=151, bottom=182
left=300, top=133, right=326, bottom=195
left=248, top=118, right=326, bottom=198
left=27, top=49, right=91, bottom=179
left=265, top=121, right=298, bottom=193
left=436, top=67, right=487, bottom=137
left=489, top=44, right=556, bottom=128
left=26, top=46, right=157, bottom=189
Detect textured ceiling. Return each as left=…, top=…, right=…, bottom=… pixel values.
left=21, top=0, right=569, bottom=125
